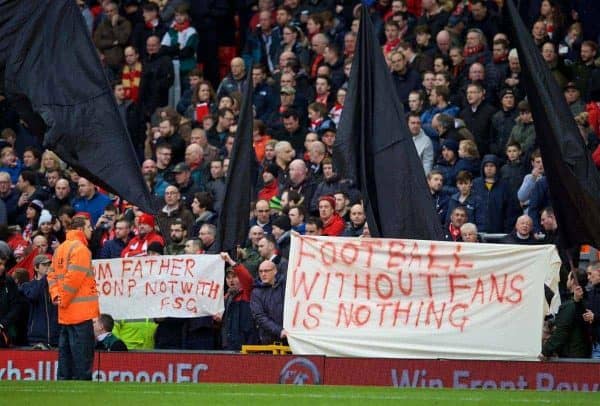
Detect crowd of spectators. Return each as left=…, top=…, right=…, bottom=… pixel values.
left=2, top=0, right=600, bottom=358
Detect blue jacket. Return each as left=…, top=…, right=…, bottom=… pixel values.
left=19, top=277, right=59, bottom=346
left=250, top=273, right=286, bottom=344
left=0, top=159, right=23, bottom=183
left=446, top=192, right=484, bottom=228
left=98, top=238, right=127, bottom=259
left=421, top=104, right=460, bottom=138
left=472, top=154, right=509, bottom=233
left=455, top=157, right=481, bottom=178
left=528, top=176, right=550, bottom=233
left=72, top=192, right=112, bottom=224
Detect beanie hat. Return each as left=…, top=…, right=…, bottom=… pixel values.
left=269, top=196, right=282, bottom=211
left=28, top=199, right=44, bottom=212
left=138, top=213, right=156, bottom=228
left=38, top=210, right=52, bottom=227
left=318, top=195, right=336, bottom=208
left=271, top=215, right=291, bottom=232
left=441, top=139, right=459, bottom=154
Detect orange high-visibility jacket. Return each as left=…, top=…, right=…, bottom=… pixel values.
left=48, top=230, right=99, bottom=325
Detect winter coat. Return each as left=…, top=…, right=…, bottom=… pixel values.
left=472, top=154, right=509, bottom=233
left=508, top=120, right=536, bottom=154
left=93, top=16, right=132, bottom=68
left=459, top=103, right=497, bottom=155
left=445, top=193, right=484, bottom=229
left=500, top=160, right=526, bottom=229
left=0, top=273, right=23, bottom=343
left=542, top=299, right=591, bottom=358
left=98, top=238, right=128, bottom=259
left=19, top=276, right=59, bottom=346
left=250, top=272, right=286, bottom=344
left=585, top=283, right=600, bottom=344
left=490, top=108, right=518, bottom=157
left=139, top=52, right=174, bottom=119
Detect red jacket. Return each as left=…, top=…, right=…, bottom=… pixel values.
left=322, top=213, right=345, bottom=236
left=120, top=231, right=165, bottom=257
left=229, top=263, right=254, bottom=302
left=257, top=180, right=278, bottom=201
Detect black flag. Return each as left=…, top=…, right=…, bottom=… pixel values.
left=334, top=7, right=444, bottom=240
left=0, top=0, right=155, bottom=214
left=216, top=75, right=254, bottom=254
left=505, top=0, right=600, bottom=249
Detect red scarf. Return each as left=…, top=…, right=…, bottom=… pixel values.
left=173, top=20, right=190, bottom=32
left=315, top=93, right=329, bottom=106
left=383, top=38, right=400, bottom=55
left=463, top=44, right=484, bottom=58
left=310, top=118, right=323, bottom=130
left=493, top=54, right=508, bottom=64
left=310, top=54, right=324, bottom=78
left=145, top=19, right=158, bottom=29
left=448, top=223, right=461, bottom=241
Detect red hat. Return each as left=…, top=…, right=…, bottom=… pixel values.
left=138, top=213, right=155, bottom=228
left=318, top=195, right=335, bottom=208
left=74, top=211, right=92, bottom=220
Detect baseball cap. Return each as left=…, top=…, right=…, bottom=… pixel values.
left=34, top=254, right=51, bottom=267
left=172, top=163, right=190, bottom=173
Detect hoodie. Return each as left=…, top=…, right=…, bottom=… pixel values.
left=472, top=154, right=510, bottom=233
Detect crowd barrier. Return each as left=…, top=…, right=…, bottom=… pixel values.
left=1, top=350, right=599, bottom=391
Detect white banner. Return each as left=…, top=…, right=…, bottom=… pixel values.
left=93, top=255, right=224, bottom=319
left=284, top=236, right=560, bottom=360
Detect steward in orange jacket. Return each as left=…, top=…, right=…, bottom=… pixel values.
left=48, top=216, right=99, bottom=380
left=49, top=226, right=99, bottom=324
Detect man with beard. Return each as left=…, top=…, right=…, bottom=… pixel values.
left=121, top=214, right=165, bottom=257
left=99, top=219, right=132, bottom=259
left=165, top=219, right=187, bottom=255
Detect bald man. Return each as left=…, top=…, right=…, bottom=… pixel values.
left=250, top=260, right=287, bottom=344
left=501, top=214, right=538, bottom=245
left=217, top=57, right=246, bottom=100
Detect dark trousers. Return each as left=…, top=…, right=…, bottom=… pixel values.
left=58, top=320, right=95, bottom=380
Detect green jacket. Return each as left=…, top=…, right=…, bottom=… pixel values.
left=542, top=299, right=590, bottom=358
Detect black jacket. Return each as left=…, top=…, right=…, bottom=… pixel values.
left=139, top=52, right=174, bottom=119
left=0, top=273, right=23, bottom=344
left=459, top=102, right=498, bottom=155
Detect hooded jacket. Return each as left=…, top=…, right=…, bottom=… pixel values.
left=472, top=154, right=509, bottom=233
